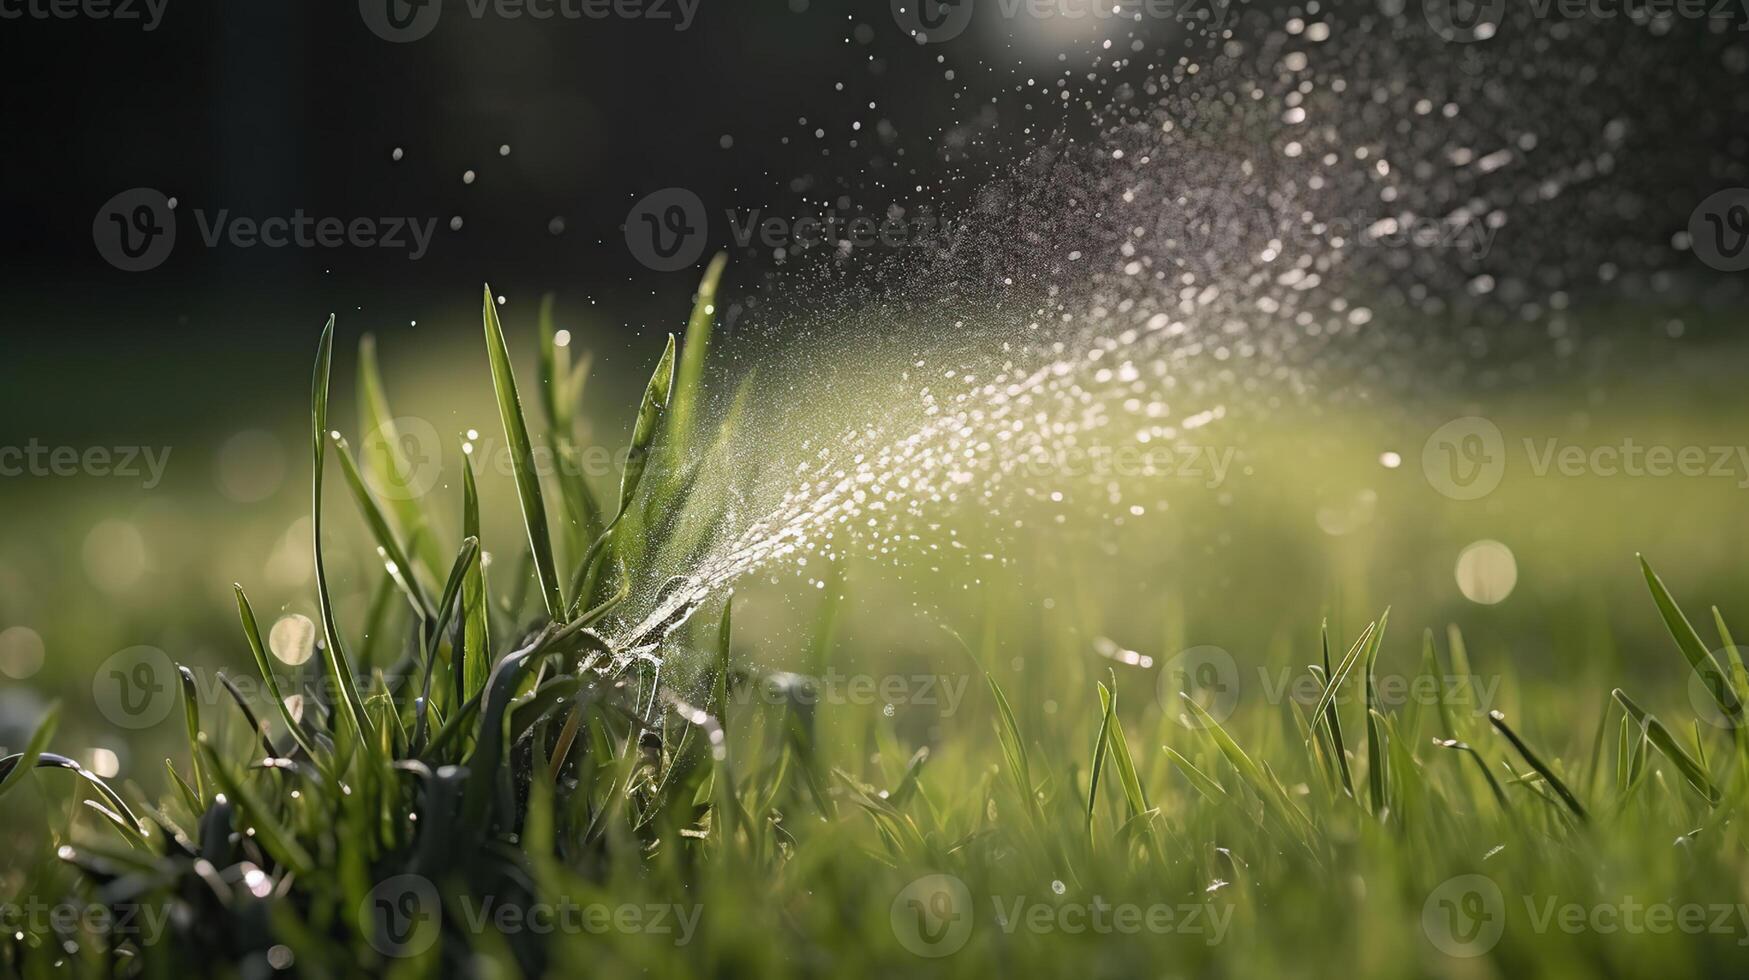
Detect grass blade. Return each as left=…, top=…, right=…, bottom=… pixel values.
left=309, top=314, right=374, bottom=741
left=1639, top=554, right=1742, bottom=721
left=1488, top=709, right=1587, bottom=822
left=332, top=432, right=433, bottom=618
left=1303, top=620, right=1376, bottom=746
left=482, top=286, right=567, bottom=623
left=665, top=251, right=727, bottom=467
left=1611, top=688, right=1721, bottom=806
left=234, top=585, right=321, bottom=761
left=459, top=445, right=492, bottom=703
left=618, top=332, right=678, bottom=522
left=0, top=700, right=59, bottom=800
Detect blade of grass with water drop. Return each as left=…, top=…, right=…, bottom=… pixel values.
left=332, top=433, right=433, bottom=619
left=1488, top=710, right=1587, bottom=822
left=1431, top=738, right=1511, bottom=814
left=537, top=294, right=605, bottom=558
left=1639, top=554, right=1742, bottom=722
left=483, top=286, right=567, bottom=623
left=1611, top=688, right=1721, bottom=806
left=310, top=315, right=374, bottom=742
left=665, top=252, right=726, bottom=470
left=176, top=665, right=207, bottom=804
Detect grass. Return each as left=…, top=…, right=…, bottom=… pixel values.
left=3, top=271, right=1749, bottom=977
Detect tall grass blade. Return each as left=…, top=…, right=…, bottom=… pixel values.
left=482, top=286, right=567, bottom=623
left=1639, top=554, right=1742, bottom=721
left=665, top=251, right=726, bottom=467
left=309, top=314, right=374, bottom=741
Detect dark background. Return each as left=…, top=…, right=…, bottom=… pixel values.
left=0, top=0, right=1051, bottom=442
left=0, top=0, right=1055, bottom=328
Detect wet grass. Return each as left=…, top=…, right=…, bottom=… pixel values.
left=3, top=270, right=1749, bottom=978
